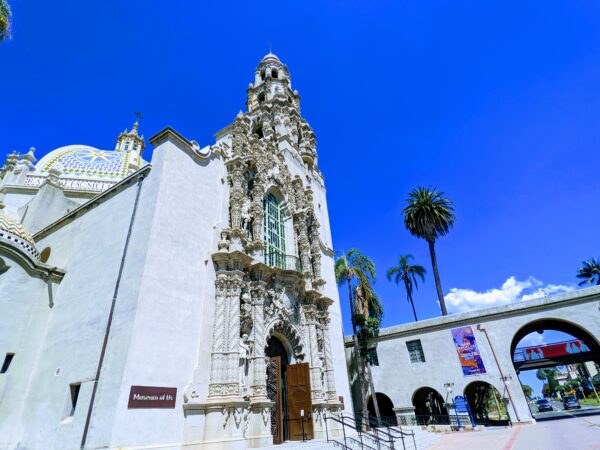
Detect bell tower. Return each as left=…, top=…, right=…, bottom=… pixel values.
left=115, top=121, right=145, bottom=154
left=183, top=53, right=348, bottom=449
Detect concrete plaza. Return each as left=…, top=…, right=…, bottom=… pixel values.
left=430, top=410, right=600, bottom=450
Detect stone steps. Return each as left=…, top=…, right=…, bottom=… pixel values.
left=256, top=427, right=442, bottom=450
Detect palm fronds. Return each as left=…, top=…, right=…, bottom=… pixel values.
left=577, top=258, right=600, bottom=286
left=0, top=0, right=11, bottom=42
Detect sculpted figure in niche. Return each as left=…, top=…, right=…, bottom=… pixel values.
left=271, top=285, right=292, bottom=318
left=239, top=334, right=254, bottom=396
left=240, top=291, right=253, bottom=334
left=240, top=198, right=251, bottom=233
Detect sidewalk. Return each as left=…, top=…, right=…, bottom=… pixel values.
left=428, top=426, right=523, bottom=450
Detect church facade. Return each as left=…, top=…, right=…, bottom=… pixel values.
left=0, top=54, right=351, bottom=450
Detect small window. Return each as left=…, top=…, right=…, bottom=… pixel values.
left=406, top=340, right=425, bottom=363
left=255, top=127, right=264, bottom=139
left=68, top=383, right=81, bottom=416
left=0, top=353, right=14, bottom=373
left=260, top=69, right=266, bottom=80
left=258, top=92, right=266, bottom=104
left=124, top=142, right=130, bottom=151
left=271, top=69, right=278, bottom=79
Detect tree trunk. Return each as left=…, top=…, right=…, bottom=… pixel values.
left=408, top=291, right=418, bottom=322
left=428, top=239, right=448, bottom=316
left=348, top=278, right=368, bottom=429
left=366, top=359, right=382, bottom=426
left=404, top=279, right=418, bottom=322
left=348, top=276, right=356, bottom=332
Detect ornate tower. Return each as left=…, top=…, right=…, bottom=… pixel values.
left=183, top=53, right=346, bottom=448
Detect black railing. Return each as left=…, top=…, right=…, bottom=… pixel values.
left=354, top=413, right=416, bottom=450
left=325, top=411, right=417, bottom=450
left=265, top=248, right=302, bottom=271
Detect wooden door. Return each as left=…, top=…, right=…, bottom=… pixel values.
left=286, top=362, right=313, bottom=440
left=267, top=357, right=284, bottom=444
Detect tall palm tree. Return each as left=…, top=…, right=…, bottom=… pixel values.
left=0, top=0, right=11, bottom=42
left=386, top=254, right=426, bottom=321
left=403, top=187, right=455, bottom=316
left=335, top=249, right=381, bottom=426
left=577, top=258, right=600, bottom=286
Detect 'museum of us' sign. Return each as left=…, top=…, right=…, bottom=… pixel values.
left=128, top=386, right=177, bottom=409
left=451, top=326, right=486, bottom=376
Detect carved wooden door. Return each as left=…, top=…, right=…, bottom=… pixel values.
left=267, top=357, right=283, bottom=444
left=286, top=362, right=313, bottom=440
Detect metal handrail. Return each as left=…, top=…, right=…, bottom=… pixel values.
left=347, top=413, right=404, bottom=448
left=327, top=412, right=407, bottom=450
left=346, top=436, right=377, bottom=450
left=349, top=414, right=417, bottom=450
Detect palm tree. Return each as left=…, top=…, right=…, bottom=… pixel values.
left=403, top=187, right=455, bottom=316
left=335, top=249, right=382, bottom=427
left=386, top=254, right=426, bottom=321
left=577, top=258, right=600, bottom=286
left=0, top=0, right=11, bottom=42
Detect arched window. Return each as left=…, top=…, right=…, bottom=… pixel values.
left=271, top=69, right=278, bottom=79
left=264, top=193, right=286, bottom=269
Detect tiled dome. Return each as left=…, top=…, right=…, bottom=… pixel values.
left=36, top=145, right=132, bottom=180
left=0, top=213, right=39, bottom=260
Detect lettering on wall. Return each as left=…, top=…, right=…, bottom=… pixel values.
left=127, top=385, right=177, bottom=409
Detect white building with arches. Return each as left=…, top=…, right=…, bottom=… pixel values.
left=346, top=286, right=600, bottom=428
left=0, top=53, right=351, bottom=450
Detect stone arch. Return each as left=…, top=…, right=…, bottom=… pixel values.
left=411, top=386, right=448, bottom=425
left=510, top=318, right=600, bottom=365
left=367, top=392, right=398, bottom=426
left=464, top=381, right=509, bottom=426
left=265, top=320, right=306, bottom=362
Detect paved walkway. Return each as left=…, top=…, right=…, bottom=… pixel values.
left=429, top=411, right=600, bottom=450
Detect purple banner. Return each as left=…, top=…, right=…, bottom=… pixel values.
left=451, top=326, right=486, bottom=376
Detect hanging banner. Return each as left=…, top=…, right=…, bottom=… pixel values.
left=451, top=326, right=486, bottom=376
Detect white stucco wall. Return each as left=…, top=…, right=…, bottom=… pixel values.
left=347, top=286, right=600, bottom=424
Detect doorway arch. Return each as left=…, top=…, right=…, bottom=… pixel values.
left=367, top=392, right=398, bottom=426
left=412, top=387, right=448, bottom=425
left=266, top=336, right=289, bottom=444
left=464, top=381, right=509, bottom=426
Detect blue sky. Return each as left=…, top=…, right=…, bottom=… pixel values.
left=2, top=2, right=599, bottom=393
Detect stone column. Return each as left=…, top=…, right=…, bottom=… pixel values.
left=320, top=316, right=338, bottom=402
left=250, top=281, right=268, bottom=399
left=208, top=271, right=244, bottom=398
left=228, top=162, right=245, bottom=230
left=208, top=275, right=228, bottom=392
left=309, top=218, right=322, bottom=281
left=294, top=213, right=312, bottom=275
left=304, top=305, right=325, bottom=402
left=250, top=177, right=265, bottom=247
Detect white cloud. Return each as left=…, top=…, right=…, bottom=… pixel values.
left=518, top=332, right=545, bottom=347
left=521, top=283, right=575, bottom=302
left=444, top=276, right=574, bottom=314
